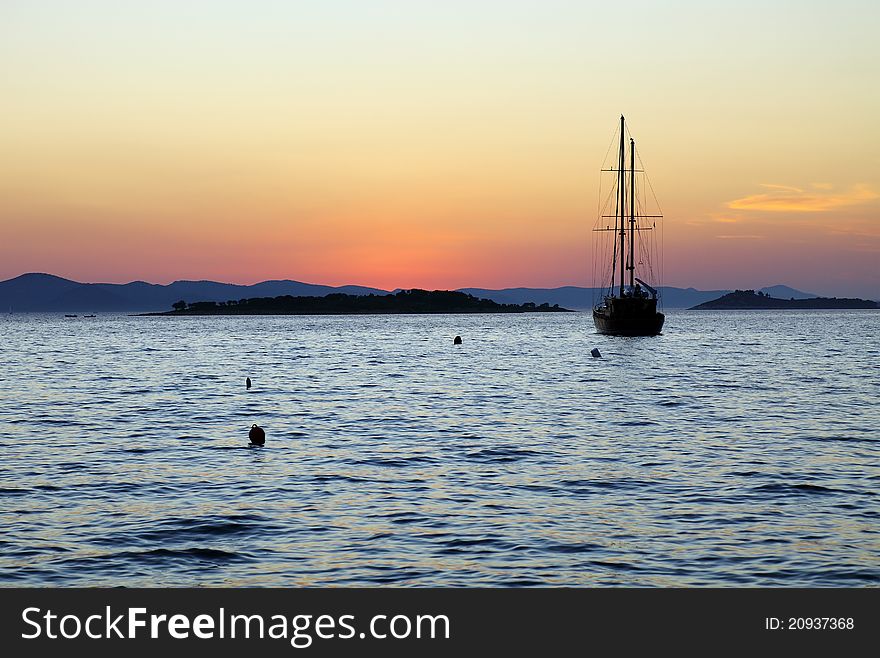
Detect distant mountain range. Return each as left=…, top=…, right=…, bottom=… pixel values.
left=0, top=273, right=824, bottom=313
left=459, top=285, right=817, bottom=310
left=0, top=274, right=387, bottom=313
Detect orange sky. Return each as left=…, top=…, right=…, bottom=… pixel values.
left=1, top=1, right=878, bottom=297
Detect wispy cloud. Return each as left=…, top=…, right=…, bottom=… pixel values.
left=685, top=213, right=740, bottom=227
left=715, top=234, right=764, bottom=239
left=758, top=184, right=804, bottom=193
left=727, top=183, right=878, bottom=212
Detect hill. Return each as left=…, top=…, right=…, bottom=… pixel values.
left=690, top=290, right=877, bottom=310
left=757, top=284, right=818, bottom=299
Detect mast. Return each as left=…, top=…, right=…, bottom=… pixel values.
left=629, top=137, right=635, bottom=288
left=618, top=115, right=625, bottom=297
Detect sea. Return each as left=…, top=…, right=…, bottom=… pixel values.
left=0, top=310, right=877, bottom=587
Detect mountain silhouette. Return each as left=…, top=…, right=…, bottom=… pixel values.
left=0, top=273, right=825, bottom=312
left=757, top=284, right=818, bottom=299
left=0, top=273, right=389, bottom=312
left=459, top=286, right=735, bottom=310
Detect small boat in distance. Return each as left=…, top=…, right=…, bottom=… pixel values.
left=592, top=115, right=665, bottom=336
left=64, top=314, right=78, bottom=318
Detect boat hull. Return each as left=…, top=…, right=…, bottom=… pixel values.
left=592, top=297, right=665, bottom=336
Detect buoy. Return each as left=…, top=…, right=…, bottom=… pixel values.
left=248, top=424, right=265, bottom=446
left=591, top=348, right=601, bottom=358
left=453, top=335, right=462, bottom=345
left=246, top=377, right=251, bottom=390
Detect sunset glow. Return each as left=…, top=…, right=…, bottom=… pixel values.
left=1, top=1, right=878, bottom=296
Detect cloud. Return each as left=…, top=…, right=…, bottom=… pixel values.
left=715, top=234, right=764, bottom=239
left=758, top=184, right=805, bottom=193
left=684, top=214, right=741, bottom=227
left=727, top=183, right=878, bottom=212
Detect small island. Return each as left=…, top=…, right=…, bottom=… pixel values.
left=147, top=289, right=572, bottom=315
left=690, top=290, right=878, bottom=310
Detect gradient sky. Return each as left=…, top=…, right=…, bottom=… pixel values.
left=1, top=0, right=878, bottom=296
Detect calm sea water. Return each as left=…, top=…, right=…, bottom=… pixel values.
left=1, top=310, right=877, bottom=587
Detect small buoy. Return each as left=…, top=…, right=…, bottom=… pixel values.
left=248, top=424, right=265, bottom=446
left=453, top=335, right=462, bottom=345
left=591, top=348, right=601, bottom=358
left=246, top=377, right=251, bottom=390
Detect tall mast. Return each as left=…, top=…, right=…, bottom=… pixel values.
left=629, top=137, right=635, bottom=288
left=618, top=115, right=625, bottom=297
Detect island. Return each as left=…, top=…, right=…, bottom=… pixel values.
left=146, top=289, right=573, bottom=315
left=689, top=290, right=878, bottom=310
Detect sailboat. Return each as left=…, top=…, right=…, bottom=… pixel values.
left=592, top=115, right=665, bottom=336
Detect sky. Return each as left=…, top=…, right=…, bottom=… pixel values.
left=1, top=0, right=878, bottom=297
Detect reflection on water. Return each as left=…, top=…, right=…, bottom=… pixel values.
left=0, top=310, right=878, bottom=586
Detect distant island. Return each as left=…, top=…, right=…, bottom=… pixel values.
left=690, top=290, right=878, bottom=310
left=147, top=289, right=573, bottom=315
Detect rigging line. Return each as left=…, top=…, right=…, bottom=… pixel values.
left=595, top=161, right=613, bottom=302
left=634, top=174, right=651, bottom=278
left=660, top=188, right=664, bottom=306
left=622, top=117, right=632, bottom=143
left=599, top=184, right=617, bottom=222
left=594, top=200, right=612, bottom=300
left=638, top=217, right=655, bottom=279
left=598, top=197, right=609, bottom=285
left=601, top=124, right=620, bottom=172
left=609, top=139, right=621, bottom=292
left=636, top=149, right=664, bottom=216
left=631, top=168, right=659, bottom=289
left=595, top=126, right=621, bottom=302
left=596, top=126, right=623, bottom=301
left=633, top=150, right=664, bottom=301
left=593, top=152, right=599, bottom=304
left=631, top=141, right=664, bottom=302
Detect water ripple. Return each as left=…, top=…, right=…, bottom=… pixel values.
left=0, top=310, right=878, bottom=586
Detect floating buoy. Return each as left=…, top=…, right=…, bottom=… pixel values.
left=246, top=377, right=251, bottom=390
left=591, top=348, right=601, bottom=358
left=453, top=335, right=462, bottom=345
left=248, top=424, right=265, bottom=446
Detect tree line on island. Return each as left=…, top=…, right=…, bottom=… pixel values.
left=159, top=289, right=572, bottom=315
